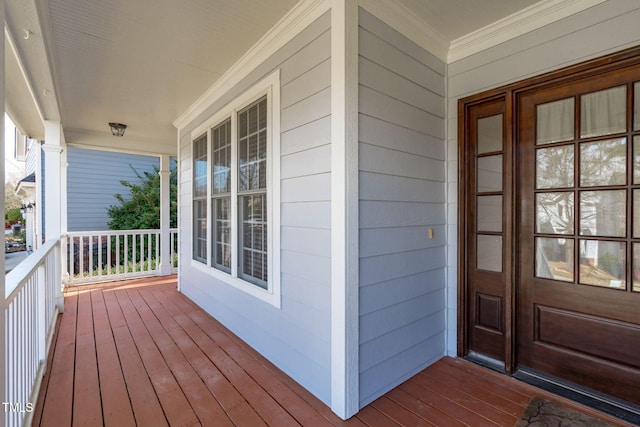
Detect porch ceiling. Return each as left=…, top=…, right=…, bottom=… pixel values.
left=5, top=0, right=539, bottom=153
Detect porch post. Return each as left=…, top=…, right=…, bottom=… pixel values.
left=331, top=0, right=359, bottom=419
left=0, top=0, right=6, bottom=422
left=158, top=154, right=173, bottom=275
left=43, top=120, right=66, bottom=311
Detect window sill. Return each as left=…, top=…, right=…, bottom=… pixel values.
left=190, top=259, right=281, bottom=309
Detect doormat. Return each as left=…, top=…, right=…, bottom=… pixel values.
left=515, top=396, right=615, bottom=426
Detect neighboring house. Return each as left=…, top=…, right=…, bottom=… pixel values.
left=15, top=139, right=161, bottom=246
left=66, top=147, right=160, bottom=232
left=4, top=0, right=640, bottom=422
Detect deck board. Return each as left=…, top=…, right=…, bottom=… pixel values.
left=34, top=276, right=633, bottom=427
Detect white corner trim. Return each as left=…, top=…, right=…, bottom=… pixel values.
left=448, top=0, right=608, bottom=63
left=358, top=0, right=449, bottom=63
left=173, top=0, right=329, bottom=130
left=331, top=0, right=359, bottom=419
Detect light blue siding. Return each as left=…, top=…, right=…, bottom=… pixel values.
left=66, top=147, right=159, bottom=231
left=178, top=11, right=332, bottom=404
left=446, top=0, right=640, bottom=356
left=358, top=8, right=447, bottom=407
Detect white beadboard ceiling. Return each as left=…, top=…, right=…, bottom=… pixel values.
left=5, top=0, right=545, bottom=153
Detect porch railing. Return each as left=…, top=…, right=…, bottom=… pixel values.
left=64, top=229, right=178, bottom=286
left=5, top=239, right=61, bottom=427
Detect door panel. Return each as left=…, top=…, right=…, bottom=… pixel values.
left=518, top=64, right=640, bottom=405
left=463, top=99, right=510, bottom=365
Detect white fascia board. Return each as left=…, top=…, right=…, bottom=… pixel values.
left=173, top=0, right=330, bottom=130
left=359, top=0, right=449, bottom=63
left=448, top=0, right=608, bottom=63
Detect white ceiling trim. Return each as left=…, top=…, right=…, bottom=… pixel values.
left=173, top=0, right=330, bottom=130
left=448, top=0, right=608, bottom=63
left=5, top=26, right=45, bottom=125
left=359, top=0, right=449, bottom=62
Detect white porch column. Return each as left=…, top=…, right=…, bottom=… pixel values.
left=43, top=120, right=66, bottom=311
left=331, top=0, right=359, bottom=419
left=42, top=121, right=65, bottom=241
left=158, top=154, right=173, bottom=276
left=0, top=0, right=6, bottom=422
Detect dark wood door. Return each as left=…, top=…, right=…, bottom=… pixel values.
left=462, top=98, right=512, bottom=367
left=517, top=64, right=640, bottom=405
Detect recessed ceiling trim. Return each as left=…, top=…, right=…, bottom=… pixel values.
left=448, top=0, right=608, bottom=63
left=174, top=0, right=329, bottom=130
left=358, top=0, right=449, bottom=62
left=5, top=25, right=45, bottom=124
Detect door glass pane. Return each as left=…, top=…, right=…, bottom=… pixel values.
left=477, top=114, right=502, bottom=154
left=579, top=138, right=626, bottom=187
left=537, top=98, right=574, bottom=145
left=477, top=196, right=502, bottom=232
left=633, top=243, right=640, bottom=292
left=536, top=145, right=574, bottom=189
left=579, top=240, right=626, bottom=289
left=477, top=155, right=502, bottom=192
left=580, top=86, right=626, bottom=138
left=634, top=82, right=640, bottom=131
left=477, top=235, right=502, bottom=272
left=579, top=190, right=626, bottom=237
left=634, top=190, right=640, bottom=238
left=536, top=237, right=574, bottom=282
left=634, top=136, right=640, bottom=184
left=536, top=192, right=574, bottom=234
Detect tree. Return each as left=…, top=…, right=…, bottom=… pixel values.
left=5, top=181, right=23, bottom=211
left=107, top=165, right=177, bottom=230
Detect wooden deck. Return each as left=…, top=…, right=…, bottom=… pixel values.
left=34, top=276, right=631, bottom=426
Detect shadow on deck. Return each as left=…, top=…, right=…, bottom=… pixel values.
left=33, top=276, right=629, bottom=426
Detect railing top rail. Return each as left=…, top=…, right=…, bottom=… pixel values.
left=65, top=228, right=178, bottom=237
left=5, top=238, right=59, bottom=301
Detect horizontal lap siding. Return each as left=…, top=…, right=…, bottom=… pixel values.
left=446, top=0, right=640, bottom=355
left=67, top=147, right=159, bottom=231
left=357, top=8, right=446, bottom=407
left=178, top=12, right=332, bottom=404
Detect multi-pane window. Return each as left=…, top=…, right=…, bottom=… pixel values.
left=238, top=97, right=268, bottom=287
left=193, top=134, right=208, bottom=263
left=211, top=119, right=231, bottom=272
left=192, top=95, right=270, bottom=290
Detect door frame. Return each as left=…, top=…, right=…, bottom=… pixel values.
left=457, top=44, right=640, bottom=374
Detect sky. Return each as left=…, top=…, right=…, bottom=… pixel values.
left=4, top=113, right=24, bottom=184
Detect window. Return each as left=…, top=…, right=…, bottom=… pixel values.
left=190, top=71, right=280, bottom=306
left=193, top=133, right=208, bottom=263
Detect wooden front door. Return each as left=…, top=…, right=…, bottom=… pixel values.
left=460, top=47, right=640, bottom=409
left=517, top=63, right=640, bottom=405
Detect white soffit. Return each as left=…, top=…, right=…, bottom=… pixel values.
left=174, top=0, right=329, bottom=129
left=448, top=0, right=608, bottom=63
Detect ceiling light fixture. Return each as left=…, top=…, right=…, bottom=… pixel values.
left=108, top=122, right=127, bottom=137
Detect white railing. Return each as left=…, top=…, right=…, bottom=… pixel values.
left=64, top=229, right=178, bottom=286
left=5, top=239, right=61, bottom=427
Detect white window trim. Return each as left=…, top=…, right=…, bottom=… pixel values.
left=190, top=69, right=281, bottom=308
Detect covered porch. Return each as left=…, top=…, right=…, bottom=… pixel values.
left=33, top=277, right=628, bottom=427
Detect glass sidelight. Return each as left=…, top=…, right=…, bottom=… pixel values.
left=476, top=114, right=503, bottom=272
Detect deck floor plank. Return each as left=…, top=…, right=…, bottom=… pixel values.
left=125, top=288, right=235, bottom=427
left=91, top=289, right=137, bottom=427
left=34, top=276, right=633, bottom=427
left=38, top=289, right=78, bottom=427
left=114, top=286, right=200, bottom=427
left=142, top=287, right=269, bottom=427
left=73, top=290, right=103, bottom=426
left=152, top=285, right=301, bottom=427
left=102, top=288, right=169, bottom=427
left=383, top=387, right=467, bottom=427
